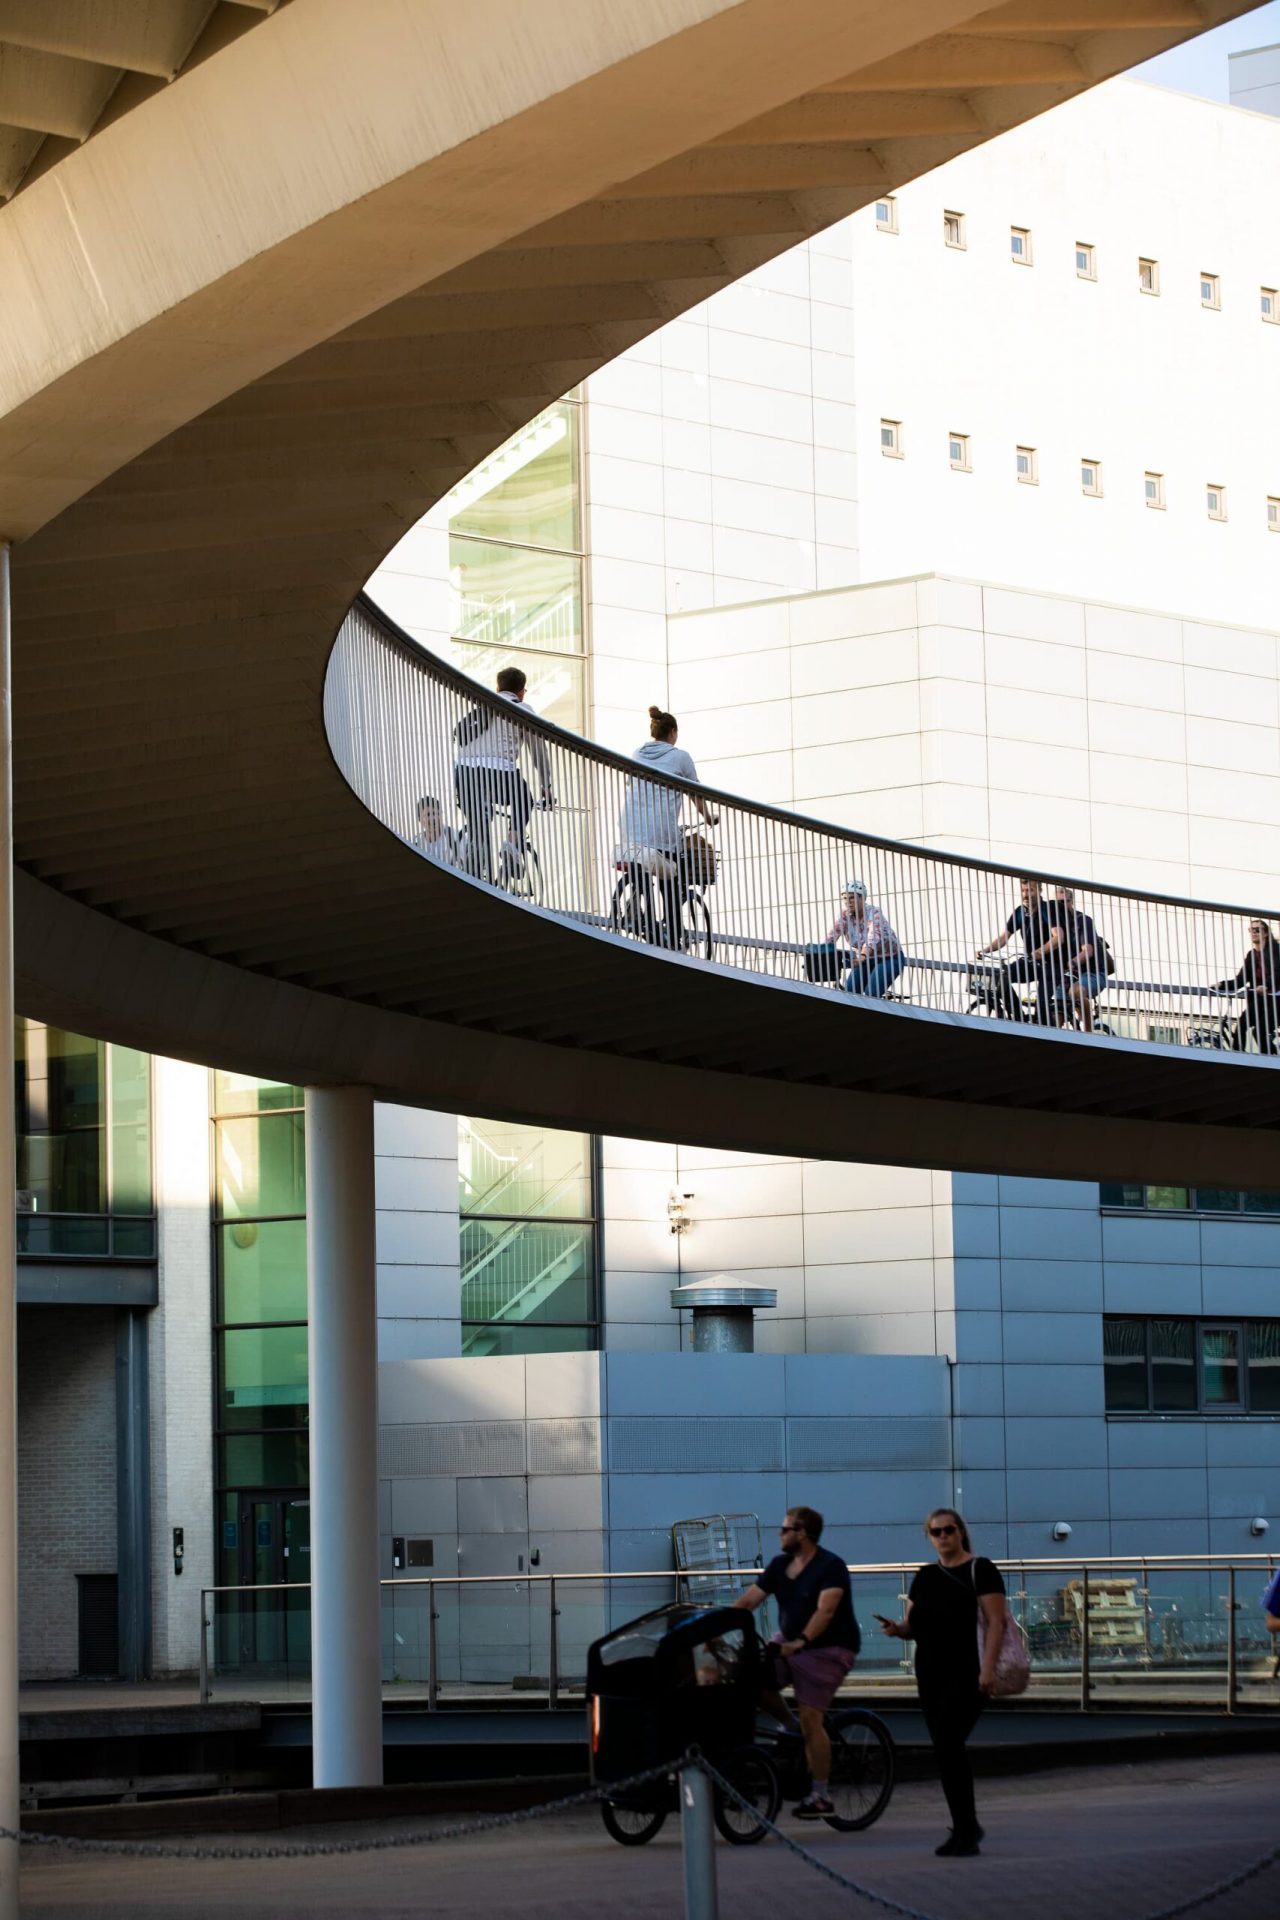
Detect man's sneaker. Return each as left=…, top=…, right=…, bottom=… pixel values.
left=792, top=1794, right=835, bottom=1820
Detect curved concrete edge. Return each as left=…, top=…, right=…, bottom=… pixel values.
left=15, top=866, right=1280, bottom=1188
left=0, top=0, right=982, bottom=538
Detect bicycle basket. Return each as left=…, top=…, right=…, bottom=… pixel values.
left=683, top=832, right=718, bottom=887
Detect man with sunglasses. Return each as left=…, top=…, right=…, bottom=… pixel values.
left=732, top=1505, right=860, bottom=1819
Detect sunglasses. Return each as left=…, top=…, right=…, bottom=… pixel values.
left=928, top=1524, right=958, bottom=1537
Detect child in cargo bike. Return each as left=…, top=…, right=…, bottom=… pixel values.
left=732, top=1504, right=861, bottom=1819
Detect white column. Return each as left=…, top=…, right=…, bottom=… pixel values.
left=305, top=1085, right=382, bottom=1787
left=0, top=540, right=17, bottom=1918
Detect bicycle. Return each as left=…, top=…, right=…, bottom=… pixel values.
left=457, top=800, right=543, bottom=904
left=599, top=1703, right=895, bottom=1847
left=610, top=827, right=713, bottom=958
left=968, top=962, right=1114, bottom=1036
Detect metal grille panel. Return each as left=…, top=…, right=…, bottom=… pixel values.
left=609, top=1417, right=785, bottom=1472
left=786, top=1417, right=951, bottom=1472
left=378, top=1421, right=526, bottom=1479
left=528, top=1418, right=601, bottom=1474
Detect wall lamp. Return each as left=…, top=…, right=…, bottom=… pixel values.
left=667, top=1190, right=694, bottom=1235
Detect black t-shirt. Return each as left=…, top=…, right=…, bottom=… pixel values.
left=758, top=1546, right=860, bottom=1654
left=908, top=1556, right=1005, bottom=1689
left=1004, top=902, right=1054, bottom=952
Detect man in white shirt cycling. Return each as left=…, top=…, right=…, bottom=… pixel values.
left=453, top=665, right=555, bottom=884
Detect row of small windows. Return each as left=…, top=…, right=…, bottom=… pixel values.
left=873, top=198, right=1278, bottom=319
left=1103, top=1317, right=1280, bottom=1416
left=879, top=421, right=1279, bottom=526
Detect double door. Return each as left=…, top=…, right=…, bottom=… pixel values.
left=235, top=1494, right=311, bottom=1672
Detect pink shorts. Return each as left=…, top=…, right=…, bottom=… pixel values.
left=770, top=1634, right=857, bottom=1710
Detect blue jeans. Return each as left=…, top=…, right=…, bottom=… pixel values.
left=843, top=950, right=905, bottom=999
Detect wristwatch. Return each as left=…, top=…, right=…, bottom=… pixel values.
left=797, top=1632, right=810, bottom=1647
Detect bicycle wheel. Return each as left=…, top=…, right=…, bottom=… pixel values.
left=601, top=1799, right=667, bottom=1845
left=518, top=846, right=543, bottom=905
left=682, top=889, right=712, bottom=959
left=824, top=1707, right=895, bottom=1831
left=712, top=1747, right=780, bottom=1846
left=611, top=874, right=646, bottom=940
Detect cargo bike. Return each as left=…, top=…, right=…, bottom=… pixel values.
left=587, top=1601, right=895, bottom=1846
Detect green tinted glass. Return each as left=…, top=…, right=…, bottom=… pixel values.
left=15, top=1022, right=104, bottom=1214
left=1194, top=1189, right=1239, bottom=1213
left=213, top=1072, right=305, bottom=1116
left=220, top=1432, right=309, bottom=1488
left=446, top=403, right=580, bottom=552
left=1144, top=1187, right=1189, bottom=1211
left=458, top=1119, right=591, bottom=1218
left=1201, top=1327, right=1241, bottom=1406
left=112, top=1217, right=156, bottom=1257
left=216, top=1113, right=306, bottom=1219
left=447, top=536, right=582, bottom=657
left=219, top=1219, right=307, bottom=1325
left=109, top=1045, right=152, bottom=1214
left=1242, top=1192, right=1280, bottom=1215
left=1099, top=1183, right=1142, bottom=1208
left=460, top=1221, right=593, bottom=1331
left=220, top=1326, right=309, bottom=1430
left=17, top=1214, right=110, bottom=1256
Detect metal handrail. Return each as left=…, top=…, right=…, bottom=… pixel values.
left=199, top=1554, right=1279, bottom=1712
left=324, top=595, right=1280, bottom=1057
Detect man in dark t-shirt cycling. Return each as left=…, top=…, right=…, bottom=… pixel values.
left=733, top=1505, right=861, bottom=1819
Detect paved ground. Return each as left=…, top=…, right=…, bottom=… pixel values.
left=15, top=1751, right=1279, bottom=1920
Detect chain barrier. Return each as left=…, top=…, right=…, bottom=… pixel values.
left=699, top=1754, right=1280, bottom=1920
left=0, top=1756, right=678, bottom=1864
left=3, top=1747, right=1278, bottom=1920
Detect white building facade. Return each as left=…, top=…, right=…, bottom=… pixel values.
left=19, top=76, right=1280, bottom=1680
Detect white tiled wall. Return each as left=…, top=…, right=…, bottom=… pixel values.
left=584, top=227, right=858, bottom=757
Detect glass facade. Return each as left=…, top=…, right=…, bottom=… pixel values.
left=1104, top=1316, right=1280, bottom=1413
left=213, top=1073, right=309, bottom=1597
left=458, top=1116, right=597, bottom=1354
left=431, top=398, right=586, bottom=732
left=1101, top=1183, right=1280, bottom=1215
left=15, top=1020, right=154, bottom=1258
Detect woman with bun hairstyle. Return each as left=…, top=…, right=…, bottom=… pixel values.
left=877, top=1508, right=1007, bottom=1857
left=616, top=706, right=718, bottom=948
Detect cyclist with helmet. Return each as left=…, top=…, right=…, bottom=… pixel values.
left=804, top=879, right=904, bottom=997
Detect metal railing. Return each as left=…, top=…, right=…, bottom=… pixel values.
left=199, top=1553, right=1280, bottom=1713
left=324, top=595, right=1280, bottom=1057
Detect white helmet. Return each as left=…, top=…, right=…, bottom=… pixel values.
left=842, top=878, right=867, bottom=898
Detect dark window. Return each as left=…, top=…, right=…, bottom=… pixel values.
left=1105, top=1316, right=1280, bottom=1414
left=15, top=1022, right=155, bottom=1259
left=1152, top=1319, right=1197, bottom=1411
left=1103, top=1319, right=1148, bottom=1410
left=1101, top=1183, right=1280, bottom=1217
left=1248, top=1323, right=1280, bottom=1413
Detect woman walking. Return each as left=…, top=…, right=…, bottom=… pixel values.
left=877, top=1508, right=1007, bottom=1856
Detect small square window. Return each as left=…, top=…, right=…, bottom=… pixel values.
left=1268, top=496, right=1280, bottom=531
left=1015, top=445, right=1038, bottom=485
left=1081, top=460, right=1103, bottom=497
left=1207, top=484, right=1227, bottom=521
left=1201, top=272, right=1220, bottom=309
left=944, top=210, right=965, bottom=249
left=1076, top=242, right=1096, bottom=280
left=1144, top=471, right=1165, bottom=510
left=1010, top=226, right=1032, bottom=265
left=1262, top=287, right=1278, bottom=323
left=875, top=196, right=898, bottom=233
left=948, top=432, right=971, bottom=471
left=880, top=418, right=902, bottom=457
left=1138, top=256, right=1159, bottom=295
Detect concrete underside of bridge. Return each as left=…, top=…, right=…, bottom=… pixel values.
left=0, top=0, right=1272, bottom=1185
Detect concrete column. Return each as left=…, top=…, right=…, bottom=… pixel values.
left=0, top=540, right=17, bottom=1919
left=305, top=1085, right=382, bottom=1788
left=115, top=1308, right=152, bottom=1682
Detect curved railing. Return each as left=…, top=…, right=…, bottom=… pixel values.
left=326, top=595, right=1279, bottom=1060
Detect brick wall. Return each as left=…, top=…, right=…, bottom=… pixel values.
left=17, top=1304, right=117, bottom=1679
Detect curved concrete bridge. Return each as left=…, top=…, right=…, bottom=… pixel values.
left=0, top=0, right=1272, bottom=1186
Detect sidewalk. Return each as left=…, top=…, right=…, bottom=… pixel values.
left=17, top=1749, right=1279, bottom=1919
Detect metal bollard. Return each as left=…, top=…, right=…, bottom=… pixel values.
left=680, top=1760, right=719, bottom=1920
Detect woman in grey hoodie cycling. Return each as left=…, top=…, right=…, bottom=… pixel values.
left=617, top=706, right=717, bottom=948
